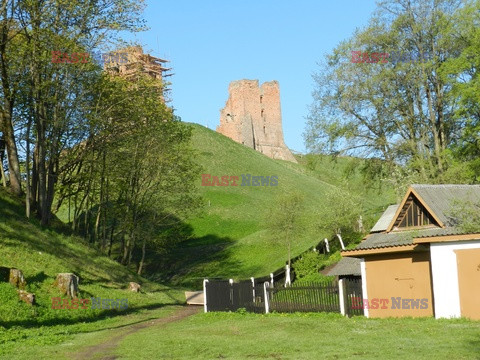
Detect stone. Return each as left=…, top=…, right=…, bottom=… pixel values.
left=54, top=273, right=79, bottom=298
left=17, top=290, right=35, bottom=305
left=9, top=268, right=26, bottom=289
left=128, top=282, right=141, bottom=292
left=217, top=80, right=297, bottom=163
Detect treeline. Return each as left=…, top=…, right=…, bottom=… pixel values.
left=0, top=0, right=200, bottom=274
left=305, top=0, right=480, bottom=195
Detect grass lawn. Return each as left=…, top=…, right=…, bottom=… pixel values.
left=151, top=124, right=396, bottom=288
left=0, top=187, right=185, bottom=358
left=0, top=305, right=183, bottom=360
left=113, top=312, right=480, bottom=359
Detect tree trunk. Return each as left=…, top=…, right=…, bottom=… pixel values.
left=36, top=112, right=48, bottom=225
left=25, top=119, right=32, bottom=218
left=128, top=232, right=136, bottom=266
left=0, top=136, right=6, bottom=187
left=1, top=111, right=22, bottom=196
left=336, top=233, right=345, bottom=250
left=45, top=159, right=57, bottom=223
left=122, top=234, right=130, bottom=265
left=108, top=221, right=115, bottom=257
left=0, top=156, right=6, bottom=187
left=31, top=145, right=38, bottom=211
left=137, top=237, right=146, bottom=275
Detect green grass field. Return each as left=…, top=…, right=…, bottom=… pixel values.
left=0, top=123, right=399, bottom=359
left=0, top=187, right=185, bottom=357
left=151, top=124, right=396, bottom=288
left=52, top=123, right=395, bottom=289
left=114, top=312, right=480, bottom=359
left=9, top=311, right=479, bottom=359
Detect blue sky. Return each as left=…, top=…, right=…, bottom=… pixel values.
left=126, top=0, right=378, bottom=153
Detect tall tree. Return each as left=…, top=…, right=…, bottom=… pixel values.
left=441, top=0, right=480, bottom=182
left=55, top=73, right=201, bottom=274
left=267, top=192, right=305, bottom=268
left=0, top=0, right=24, bottom=196
left=305, top=0, right=465, bottom=186
left=316, top=187, right=363, bottom=249
left=10, top=0, right=145, bottom=224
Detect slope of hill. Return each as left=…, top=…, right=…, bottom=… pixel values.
left=0, top=187, right=184, bottom=354
left=152, top=124, right=396, bottom=287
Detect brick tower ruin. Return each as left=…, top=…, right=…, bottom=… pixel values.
left=104, top=46, right=172, bottom=102
left=217, top=80, right=297, bottom=163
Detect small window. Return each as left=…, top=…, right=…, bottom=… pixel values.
left=393, top=194, right=438, bottom=230
left=260, top=95, right=263, bottom=103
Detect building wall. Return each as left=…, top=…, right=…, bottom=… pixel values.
left=362, top=251, right=433, bottom=318
left=430, top=240, right=480, bottom=319
left=217, top=80, right=297, bottom=163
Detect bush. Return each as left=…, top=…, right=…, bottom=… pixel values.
left=293, top=251, right=325, bottom=282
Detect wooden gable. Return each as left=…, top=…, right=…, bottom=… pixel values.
left=387, top=188, right=442, bottom=232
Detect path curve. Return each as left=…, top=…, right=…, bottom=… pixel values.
left=74, top=305, right=201, bottom=360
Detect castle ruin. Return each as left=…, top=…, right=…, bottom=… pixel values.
left=217, top=80, right=297, bottom=163
left=104, top=46, right=172, bottom=102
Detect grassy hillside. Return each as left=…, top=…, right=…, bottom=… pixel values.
left=0, top=187, right=184, bottom=355
left=153, top=124, right=395, bottom=287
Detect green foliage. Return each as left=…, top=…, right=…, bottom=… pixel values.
left=0, top=187, right=184, bottom=356
left=305, top=0, right=477, bottom=184
left=55, top=74, right=201, bottom=274
left=448, top=199, right=480, bottom=233
left=292, top=251, right=324, bottom=282
left=440, top=1, right=480, bottom=183
left=150, top=125, right=395, bottom=288
left=266, top=192, right=305, bottom=266
left=317, top=187, right=363, bottom=239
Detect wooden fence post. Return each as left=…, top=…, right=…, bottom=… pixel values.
left=203, top=279, right=209, bottom=313
left=339, top=278, right=346, bottom=316
left=263, top=282, right=270, bottom=314
left=251, top=277, right=255, bottom=302
left=285, top=265, right=291, bottom=286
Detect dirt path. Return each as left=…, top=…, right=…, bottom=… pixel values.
left=73, top=305, right=201, bottom=360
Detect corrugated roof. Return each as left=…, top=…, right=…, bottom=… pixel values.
left=353, top=227, right=466, bottom=250
left=325, top=257, right=361, bottom=276
left=345, top=184, right=480, bottom=254
left=412, top=184, right=480, bottom=226
left=370, top=204, right=399, bottom=232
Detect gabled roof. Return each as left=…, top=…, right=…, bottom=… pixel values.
left=386, top=184, right=480, bottom=232
left=343, top=184, right=480, bottom=257
left=370, top=204, right=399, bottom=233
left=411, top=184, right=480, bottom=226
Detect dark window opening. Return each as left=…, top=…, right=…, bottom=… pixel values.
left=393, top=194, right=438, bottom=230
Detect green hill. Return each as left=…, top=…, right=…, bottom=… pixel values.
left=152, top=124, right=396, bottom=287
left=0, top=187, right=184, bottom=355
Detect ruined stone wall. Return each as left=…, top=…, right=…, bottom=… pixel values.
left=217, top=80, right=297, bottom=163
left=104, top=46, right=171, bottom=102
